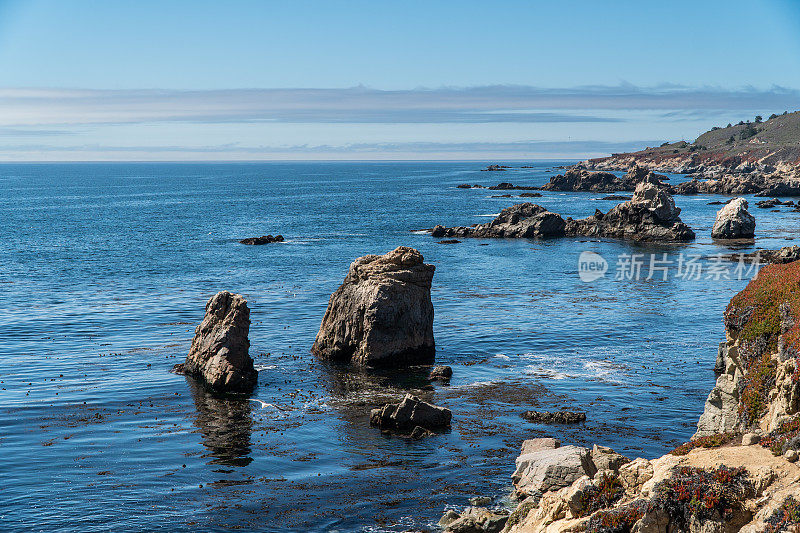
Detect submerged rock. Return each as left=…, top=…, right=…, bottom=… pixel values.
left=711, top=197, right=756, bottom=239
left=370, top=394, right=452, bottom=435
left=239, top=234, right=284, bottom=245
left=173, top=291, right=257, bottom=392
left=522, top=410, right=586, bottom=424
left=488, top=182, right=538, bottom=190
left=311, top=246, right=435, bottom=367
left=429, top=365, right=453, bottom=381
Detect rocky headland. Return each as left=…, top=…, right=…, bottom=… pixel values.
left=443, top=261, right=800, bottom=533
left=582, top=112, right=800, bottom=196
left=432, top=182, right=695, bottom=243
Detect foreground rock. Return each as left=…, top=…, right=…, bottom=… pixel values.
left=239, top=234, right=284, bottom=245
left=370, top=394, right=451, bottom=437
left=173, top=291, right=257, bottom=392
left=311, top=247, right=435, bottom=367
left=711, top=197, right=756, bottom=239
left=512, top=444, right=597, bottom=498
left=522, top=411, right=586, bottom=424
left=494, top=261, right=800, bottom=532
left=564, top=182, right=695, bottom=242
left=432, top=183, right=694, bottom=243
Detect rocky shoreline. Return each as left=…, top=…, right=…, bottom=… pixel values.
left=436, top=260, right=800, bottom=533
left=168, top=158, right=800, bottom=531
left=170, top=243, right=800, bottom=532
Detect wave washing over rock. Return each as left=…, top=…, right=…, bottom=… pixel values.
left=443, top=261, right=800, bottom=533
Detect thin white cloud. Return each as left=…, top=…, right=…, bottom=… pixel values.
left=0, top=84, right=796, bottom=127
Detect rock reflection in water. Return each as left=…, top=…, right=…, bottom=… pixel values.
left=317, top=361, right=436, bottom=411
left=187, top=379, right=254, bottom=467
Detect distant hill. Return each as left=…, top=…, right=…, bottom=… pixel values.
left=588, top=112, right=800, bottom=176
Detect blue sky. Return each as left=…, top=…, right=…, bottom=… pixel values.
left=0, top=0, right=799, bottom=160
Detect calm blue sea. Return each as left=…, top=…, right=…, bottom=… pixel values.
left=1, top=161, right=796, bottom=532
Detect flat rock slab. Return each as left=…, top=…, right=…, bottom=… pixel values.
left=512, top=445, right=596, bottom=497
left=520, top=438, right=561, bottom=455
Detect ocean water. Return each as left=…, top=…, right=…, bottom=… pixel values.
left=1, top=161, right=797, bottom=532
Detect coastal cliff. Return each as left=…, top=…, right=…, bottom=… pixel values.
left=585, top=112, right=800, bottom=183
left=450, top=262, right=800, bottom=533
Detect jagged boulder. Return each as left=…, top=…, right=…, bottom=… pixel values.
left=431, top=203, right=566, bottom=239
left=431, top=184, right=694, bottom=243
left=173, top=291, right=257, bottom=392
left=711, top=197, right=756, bottom=239
left=591, top=444, right=631, bottom=473
left=370, top=394, right=452, bottom=436
left=311, top=247, right=435, bottom=366
left=540, top=165, right=667, bottom=192
left=566, top=182, right=695, bottom=242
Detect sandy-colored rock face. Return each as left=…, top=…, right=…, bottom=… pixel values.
left=178, top=291, right=257, bottom=392
left=694, top=335, right=746, bottom=438
left=512, top=445, right=596, bottom=499
left=311, top=246, right=435, bottom=366
left=505, top=446, right=800, bottom=533
left=711, top=197, right=756, bottom=239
